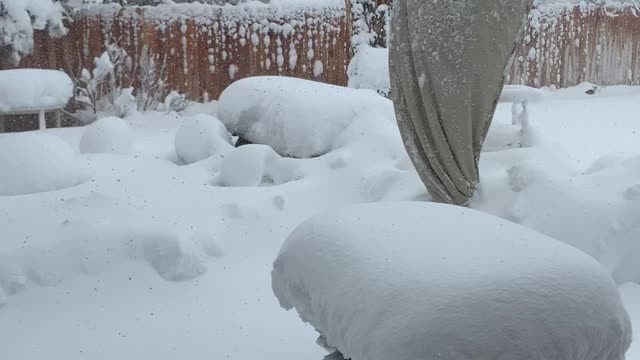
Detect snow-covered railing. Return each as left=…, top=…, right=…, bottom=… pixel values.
left=11, top=0, right=350, bottom=101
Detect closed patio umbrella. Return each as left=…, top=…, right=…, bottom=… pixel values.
left=389, top=0, right=534, bottom=205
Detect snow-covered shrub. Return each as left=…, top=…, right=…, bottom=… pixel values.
left=162, top=91, right=188, bottom=113
left=73, top=43, right=135, bottom=122
left=0, top=132, right=90, bottom=195
left=217, top=76, right=394, bottom=158
left=273, top=202, right=632, bottom=360
left=0, top=0, right=66, bottom=64
left=174, top=114, right=232, bottom=164
left=79, top=116, right=133, bottom=155
left=136, top=45, right=168, bottom=112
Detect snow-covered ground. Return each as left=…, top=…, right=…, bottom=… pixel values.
left=0, top=79, right=639, bottom=359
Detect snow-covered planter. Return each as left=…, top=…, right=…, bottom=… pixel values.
left=272, top=202, right=632, bottom=360
left=217, top=76, right=394, bottom=158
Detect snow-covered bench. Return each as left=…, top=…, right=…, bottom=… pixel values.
left=0, top=69, right=74, bottom=132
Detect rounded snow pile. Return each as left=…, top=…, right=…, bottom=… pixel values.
left=0, top=133, right=90, bottom=196
left=217, top=76, right=394, bottom=158
left=272, top=202, right=632, bottom=360
left=218, top=144, right=297, bottom=187
left=174, top=114, right=233, bottom=164
left=80, top=117, right=133, bottom=155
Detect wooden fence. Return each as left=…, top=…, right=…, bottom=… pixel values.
left=363, top=0, right=640, bottom=87
left=5, top=0, right=640, bottom=103
left=7, top=1, right=350, bottom=101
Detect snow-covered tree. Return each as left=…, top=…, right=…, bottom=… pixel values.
left=0, top=0, right=67, bottom=64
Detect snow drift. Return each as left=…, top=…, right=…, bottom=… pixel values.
left=272, top=202, right=632, bottom=360
left=174, top=114, right=233, bottom=164
left=217, top=76, right=394, bottom=158
left=0, top=132, right=91, bottom=195
left=80, top=116, right=133, bottom=155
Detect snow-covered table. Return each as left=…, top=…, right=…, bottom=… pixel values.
left=0, top=69, right=74, bottom=132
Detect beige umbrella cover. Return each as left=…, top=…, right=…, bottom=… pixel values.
left=389, top=0, right=534, bottom=205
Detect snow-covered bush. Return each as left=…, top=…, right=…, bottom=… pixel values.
left=79, top=116, right=133, bottom=155
left=74, top=43, right=173, bottom=122
left=162, top=91, right=188, bottom=113
left=217, top=76, right=394, bottom=158
left=273, top=202, right=632, bottom=360
left=0, top=0, right=66, bottom=64
left=73, top=43, right=135, bottom=122
left=174, top=114, right=232, bottom=164
left=136, top=45, right=169, bottom=112
left=0, top=132, right=90, bottom=195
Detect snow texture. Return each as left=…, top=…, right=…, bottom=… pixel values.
left=0, top=132, right=91, bottom=195
left=272, top=202, right=632, bottom=360
left=174, top=114, right=233, bottom=164
left=217, top=76, right=394, bottom=158
left=79, top=116, right=133, bottom=155
left=0, top=69, right=73, bottom=112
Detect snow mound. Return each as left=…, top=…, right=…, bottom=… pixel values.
left=272, top=202, right=631, bottom=360
left=0, top=69, right=72, bottom=112
left=217, top=144, right=300, bottom=187
left=347, top=45, right=390, bottom=97
left=175, top=114, right=233, bottom=164
left=217, top=76, right=394, bottom=158
left=0, top=133, right=91, bottom=196
left=79, top=116, right=133, bottom=155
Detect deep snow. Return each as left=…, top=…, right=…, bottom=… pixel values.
left=0, top=79, right=639, bottom=360
left=273, top=202, right=631, bottom=360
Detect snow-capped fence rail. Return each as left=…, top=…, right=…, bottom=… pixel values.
left=9, top=1, right=350, bottom=101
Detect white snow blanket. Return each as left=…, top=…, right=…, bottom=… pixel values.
left=217, top=76, right=394, bottom=158
left=272, top=202, right=632, bottom=360
left=0, top=69, right=73, bottom=113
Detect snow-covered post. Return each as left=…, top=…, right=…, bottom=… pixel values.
left=0, top=0, right=67, bottom=65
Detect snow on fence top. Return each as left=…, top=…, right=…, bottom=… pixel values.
left=9, top=0, right=350, bottom=101
left=8, top=0, right=640, bottom=98
left=0, top=69, right=73, bottom=113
